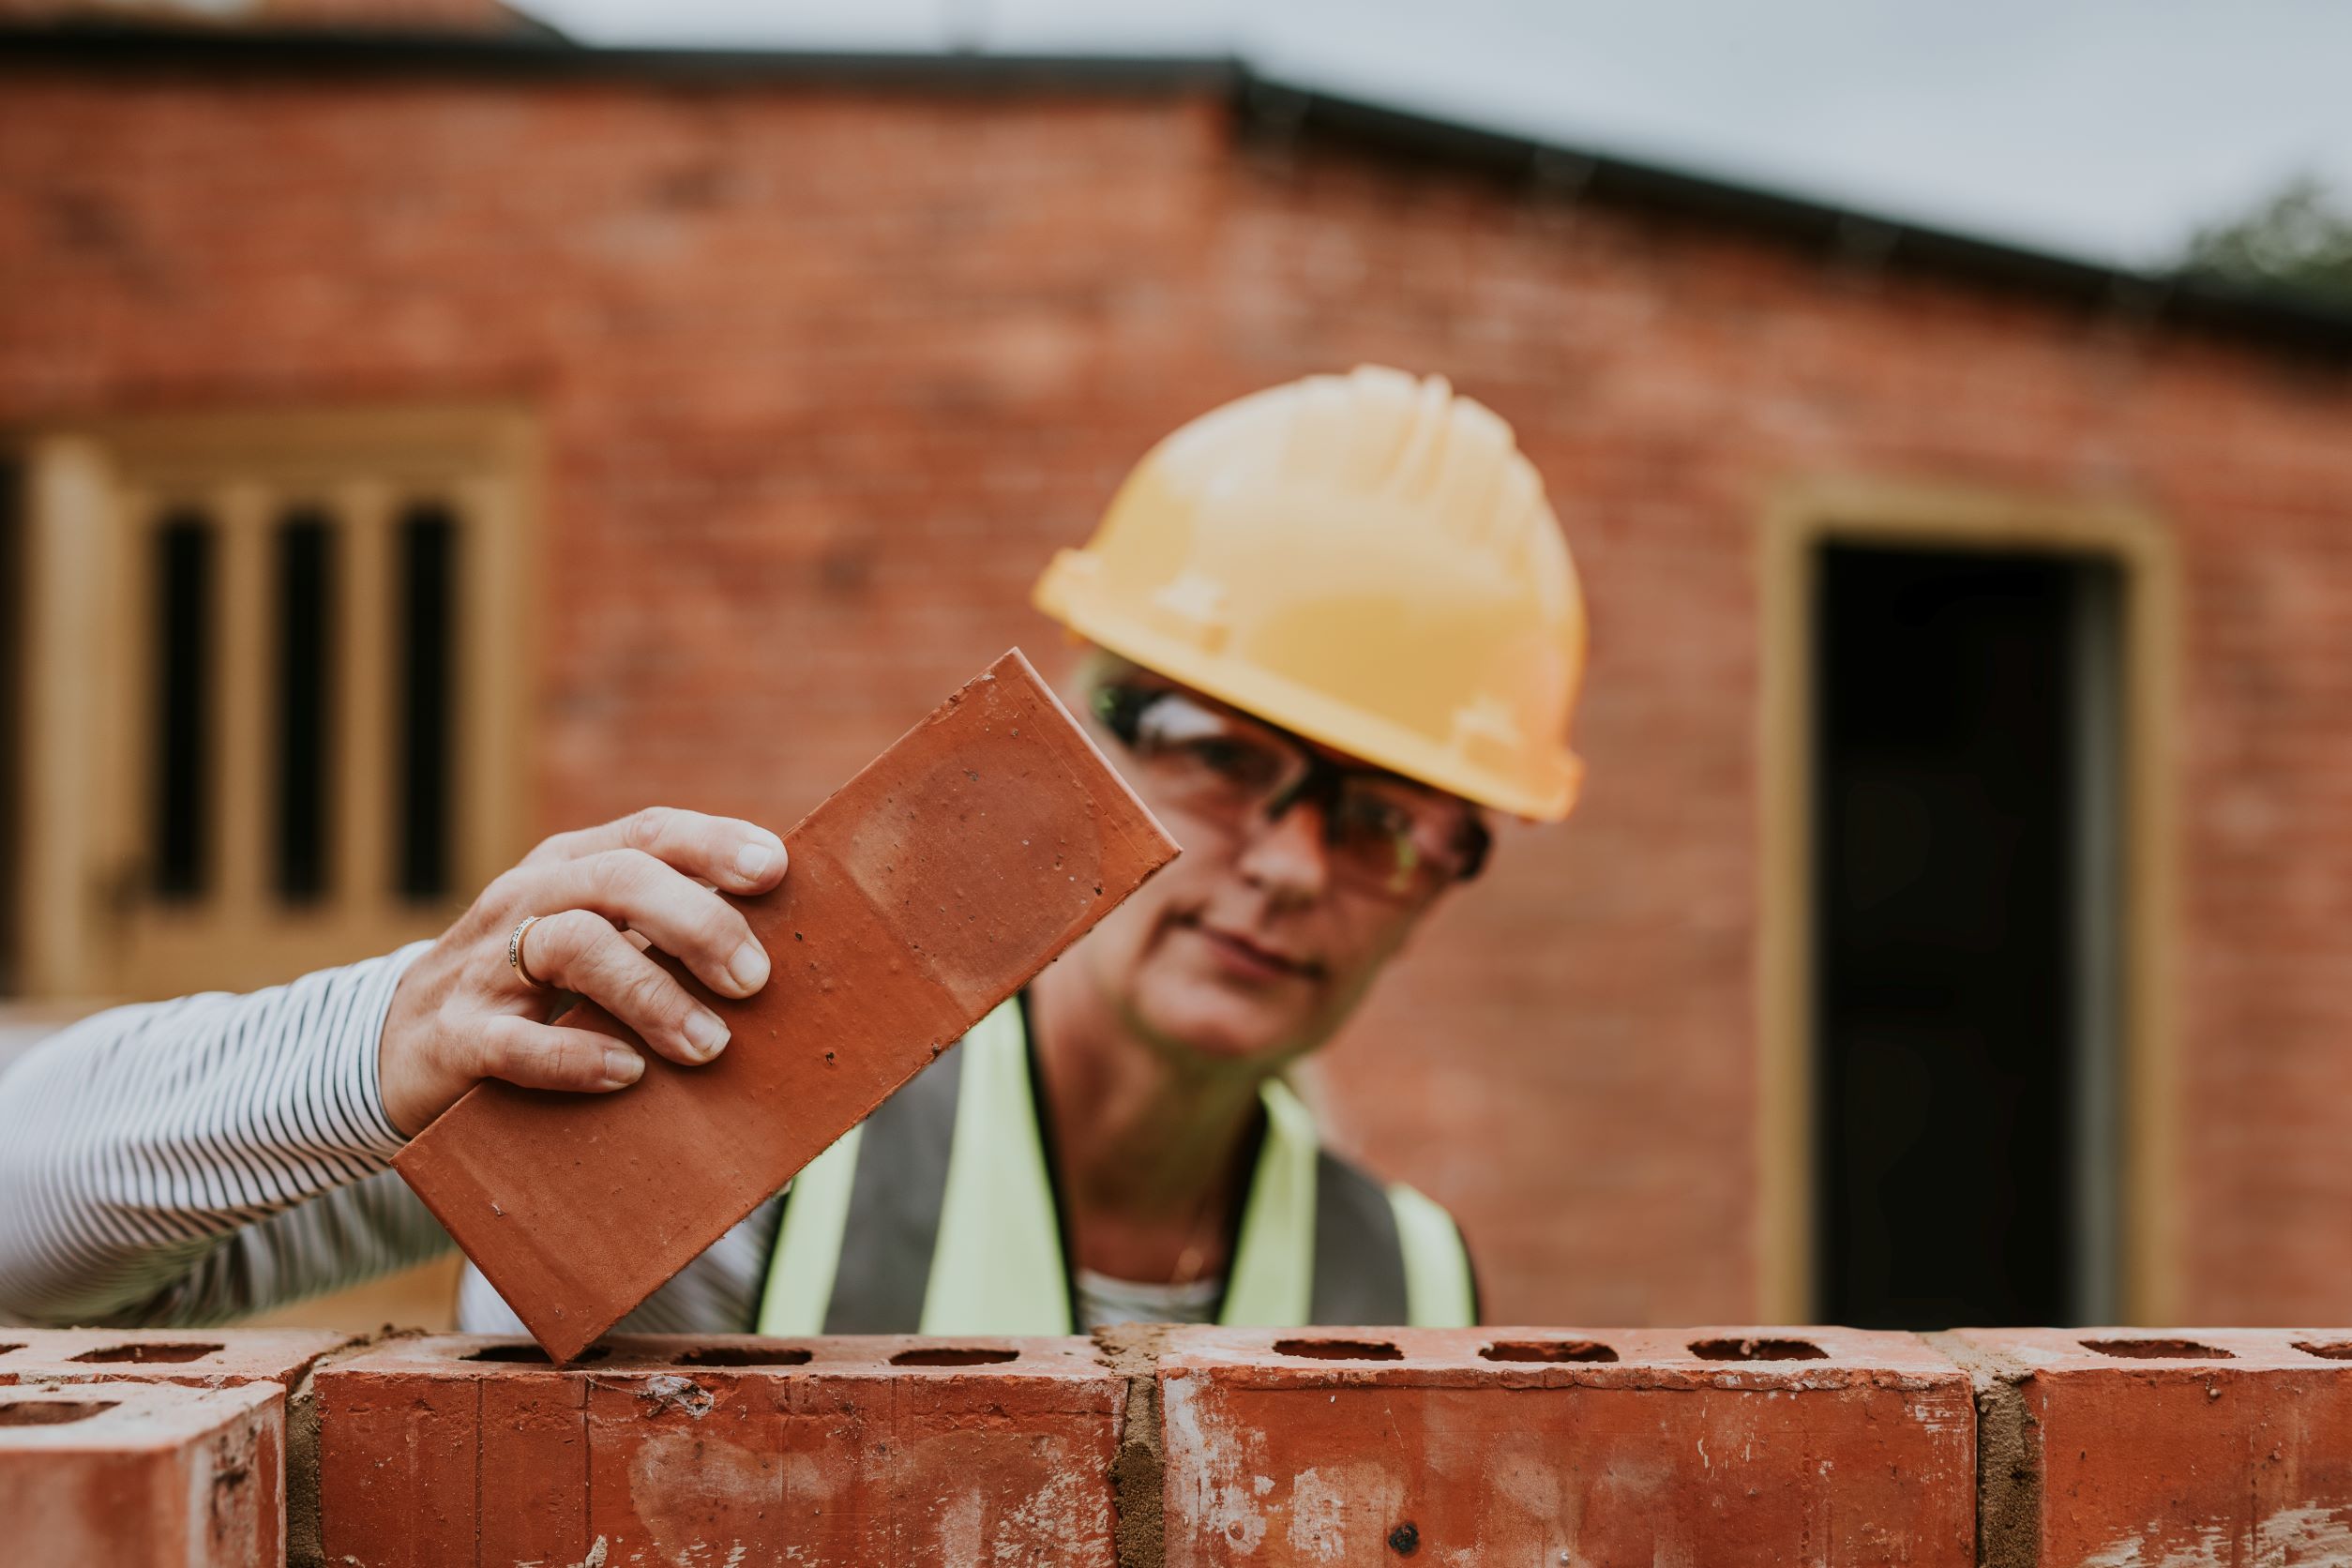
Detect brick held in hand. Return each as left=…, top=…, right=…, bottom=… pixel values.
left=394, top=648, right=1179, bottom=1362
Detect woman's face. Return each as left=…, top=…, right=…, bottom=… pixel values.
left=1059, top=667, right=1482, bottom=1070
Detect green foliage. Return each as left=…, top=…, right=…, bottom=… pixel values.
left=2182, top=174, right=2352, bottom=304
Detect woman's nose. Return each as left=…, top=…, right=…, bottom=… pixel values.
left=1234, top=796, right=1333, bottom=902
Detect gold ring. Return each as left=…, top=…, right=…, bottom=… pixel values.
left=507, top=914, right=549, bottom=989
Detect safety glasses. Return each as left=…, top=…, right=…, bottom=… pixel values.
left=1090, top=682, right=1490, bottom=898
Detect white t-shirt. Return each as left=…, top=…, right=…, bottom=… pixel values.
left=1075, top=1267, right=1222, bottom=1331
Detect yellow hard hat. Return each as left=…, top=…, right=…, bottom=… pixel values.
left=1033, top=365, right=1587, bottom=821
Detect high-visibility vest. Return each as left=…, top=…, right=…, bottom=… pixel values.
left=755, top=997, right=1476, bottom=1334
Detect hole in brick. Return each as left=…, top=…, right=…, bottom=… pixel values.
left=0, top=1400, right=119, bottom=1427
left=2082, top=1337, right=2233, bottom=1361
left=887, top=1347, right=1019, bottom=1366
left=462, top=1344, right=612, bottom=1364
left=1688, top=1336, right=1827, bottom=1362
left=69, top=1341, right=223, bottom=1364
left=673, top=1346, right=814, bottom=1367
left=2294, top=1341, right=2352, bottom=1362
left=1274, top=1338, right=1406, bottom=1362
left=0, top=1345, right=22, bottom=1358
left=1480, top=1338, right=1619, bottom=1364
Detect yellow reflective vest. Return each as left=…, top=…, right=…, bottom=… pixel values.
left=757, top=997, right=1475, bottom=1334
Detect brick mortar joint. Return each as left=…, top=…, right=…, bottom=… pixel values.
left=284, top=1325, right=414, bottom=1568
left=1093, top=1323, right=1173, bottom=1568
left=1923, top=1332, right=2042, bottom=1568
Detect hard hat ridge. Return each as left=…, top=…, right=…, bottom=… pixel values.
left=1033, top=365, right=1590, bottom=821
left=1295, top=368, right=1560, bottom=574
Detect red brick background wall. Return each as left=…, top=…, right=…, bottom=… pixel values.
left=1215, top=142, right=2352, bottom=1325
left=4, top=64, right=2351, bottom=1323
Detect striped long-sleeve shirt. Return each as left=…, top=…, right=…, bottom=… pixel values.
left=0, top=944, right=782, bottom=1334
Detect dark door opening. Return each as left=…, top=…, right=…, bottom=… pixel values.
left=1813, top=542, right=2121, bottom=1329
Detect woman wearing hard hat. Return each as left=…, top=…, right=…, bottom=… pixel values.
left=0, top=367, right=1586, bottom=1334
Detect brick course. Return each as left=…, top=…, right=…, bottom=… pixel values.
left=2, top=1324, right=2349, bottom=1564
left=314, top=1334, right=1124, bottom=1566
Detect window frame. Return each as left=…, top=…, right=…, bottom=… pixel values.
left=9, top=404, right=537, bottom=1002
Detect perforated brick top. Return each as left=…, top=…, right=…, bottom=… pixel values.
left=0, top=1327, right=354, bottom=1388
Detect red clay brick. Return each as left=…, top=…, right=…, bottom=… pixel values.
left=394, top=649, right=1178, bottom=1361
left=0, top=1379, right=283, bottom=1567
left=0, top=1326, right=354, bottom=1389
left=1947, top=1326, right=2352, bottom=1565
left=1158, top=1325, right=1974, bottom=1566
left=315, top=1333, right=1123, bottom=1566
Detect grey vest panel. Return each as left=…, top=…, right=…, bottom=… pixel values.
left=1306, top=1151, right=1410, bottom=1326
left=821, top=1048, right=962, bottom=1334
left=804, top=1044, right=1415, bottom=1329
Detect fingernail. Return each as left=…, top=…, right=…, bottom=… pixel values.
left=735, top=839, right=782, bottom=883
left=601, top=1047, right=644, bottom=1086
left=685, top=1010, right=730, bottom=1062
left=728, top=939, right=770, bottom=994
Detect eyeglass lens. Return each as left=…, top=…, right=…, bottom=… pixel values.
left=1119, top=689, right=1470, bottom=891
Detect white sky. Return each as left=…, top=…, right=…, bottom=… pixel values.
left=515, top=0, right=2352, bottom=270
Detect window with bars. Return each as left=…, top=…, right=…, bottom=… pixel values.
left=8, top=409, right=533, bottom=1001
left=145, top=500, right=465, bottom=908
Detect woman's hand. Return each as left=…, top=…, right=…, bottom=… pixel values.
left=378, top=807, right=788, bottom=1136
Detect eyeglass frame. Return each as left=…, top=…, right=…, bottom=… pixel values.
left=1087, top=679, right=1492, bottom=891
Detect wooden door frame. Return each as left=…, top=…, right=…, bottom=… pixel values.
left=1756, top=478, right=2182, bottom=1324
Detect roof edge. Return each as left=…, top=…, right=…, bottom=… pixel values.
left=0, top=20, right=1241, bottom=90
left=2, top=24, right=2345, bottom=358
left=1242, top=77, right=2352, bottom=360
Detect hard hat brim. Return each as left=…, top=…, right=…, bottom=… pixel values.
left=1036, top=558, right=1582, bottom=823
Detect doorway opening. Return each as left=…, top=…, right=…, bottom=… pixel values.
left=1811, top=542, right=2123, bottom=1328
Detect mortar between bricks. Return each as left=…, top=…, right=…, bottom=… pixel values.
left=1096, top=1322, right=1178, bottom=1568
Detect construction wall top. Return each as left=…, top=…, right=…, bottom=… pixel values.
left=8, top=1323, right=2352, bottom=1564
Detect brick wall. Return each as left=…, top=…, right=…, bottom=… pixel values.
left=1214, top=141, right=2352, bottom=1325
left=8, top=1325, right=2352, bottom=1564
left=4, top=57, right=2352, bottom=1325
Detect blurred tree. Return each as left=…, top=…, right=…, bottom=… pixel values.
left=2181, top=174, right=2352, bottom=303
